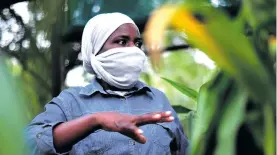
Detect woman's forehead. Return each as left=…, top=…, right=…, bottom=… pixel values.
left=110, top=23, right=140, bottom=38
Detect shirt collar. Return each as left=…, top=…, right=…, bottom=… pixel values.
left=79, top=78, right=106, bottom=96
left=79, top=78, right=152, bottom=96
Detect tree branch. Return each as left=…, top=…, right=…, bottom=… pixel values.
left=24, top=67, right=52, bottom=92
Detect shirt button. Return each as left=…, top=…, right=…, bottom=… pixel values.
left=36, top=133, right=42, bottom=138
left=129, top=140, right=135, bottom=145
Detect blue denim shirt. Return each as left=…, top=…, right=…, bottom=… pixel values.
left=25, top=79, right=189, bottom=155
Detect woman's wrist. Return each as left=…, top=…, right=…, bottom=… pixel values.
left=89, top=113, right=102, bottom=131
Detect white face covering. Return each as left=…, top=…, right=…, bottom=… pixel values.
left=91, top=47, right=146, bottom=89
left=81, top=13, right=146, bottom=89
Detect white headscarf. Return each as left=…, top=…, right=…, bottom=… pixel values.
left=81, top=13, right=146, bottom=89
left=82, top=12, right=139, bottom=73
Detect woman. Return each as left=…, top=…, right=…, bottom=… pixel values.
left=26, top=13, right=189, bottom=155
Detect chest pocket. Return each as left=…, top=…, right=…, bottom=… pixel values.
left=140, top=122, right=177, bottom=153
left=77, top=129, right=129, bottom=155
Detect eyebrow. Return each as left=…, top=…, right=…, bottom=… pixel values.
left=114, top=35, right=142, bottom=41
left=135, top=37, right=142, bottom=41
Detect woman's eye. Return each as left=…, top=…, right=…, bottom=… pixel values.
left=118, top=39, right=127, bottom=45
left=135, top=41, right=142, bottom=48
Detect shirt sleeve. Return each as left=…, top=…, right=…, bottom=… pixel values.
left=24, top=98, right=68, bottom=155
left=160, top=91, right=190, bottom=155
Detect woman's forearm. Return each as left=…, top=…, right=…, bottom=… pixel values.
left=53, top=114, right=101, bottom=153
left=52, top=111, right=173, bottom=153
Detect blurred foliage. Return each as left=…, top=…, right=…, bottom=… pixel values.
left=0, top=0, right=68, bottom=117
left=68, top=0, right=168, bottom=26
left=0, top=55, right=30, bottom=155
left=140, top=49, right=214, bottom=138
left=144, top=0, right=276, bottom=155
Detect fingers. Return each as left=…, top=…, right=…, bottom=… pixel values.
left=159, top=111, right=175, bottom=122
left=135, top=111, right=174, bottom=125
left=120, top=124, right=146, bottom=144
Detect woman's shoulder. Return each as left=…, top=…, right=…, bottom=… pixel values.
left=62, top=86, right=85, bottom=95
left=144, top=84, right=166, bottom=96
left=143, top=85, right=169, bottom=101
left=56, top=86, right=84, bottom=96
left=52, top=86, right=86, bottom=103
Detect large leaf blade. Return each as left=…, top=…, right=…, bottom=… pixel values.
left=144, top=3, right=275, bottom=106
left=191, top=72, right=232, bottom=155
left=214, top=85, right=248, bottom=155
left=161, top=77, right=198, bottom=101
left=263, top=104, right=275, bottom=155
left=0, top=56, right=29, bottom=155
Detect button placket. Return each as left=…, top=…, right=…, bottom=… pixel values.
left=128, top=140, right=135, bottom=155
left=124, top=97, right=131, bottom=114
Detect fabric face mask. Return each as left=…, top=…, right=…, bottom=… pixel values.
left=90, top=46, right=146, bottom=89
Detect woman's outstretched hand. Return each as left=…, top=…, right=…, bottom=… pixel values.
left=95, top=111, right=174, bottom=144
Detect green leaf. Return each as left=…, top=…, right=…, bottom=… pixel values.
left=163, top=4, right=276, bottom=105
left=191, top=71, right=233, bottom=155
left=263, top=104, right=275, bottom=155
left=190, top=82, right=213, bottom=155
left=172, top=105, right=193, bottom=113
left=0, top=56, right=29, bottom=155
left=190, top=5, right=276, bottom=105
left=214, top=85, right=248, bottom=155
left=161, top=77, right=198, bottom=101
